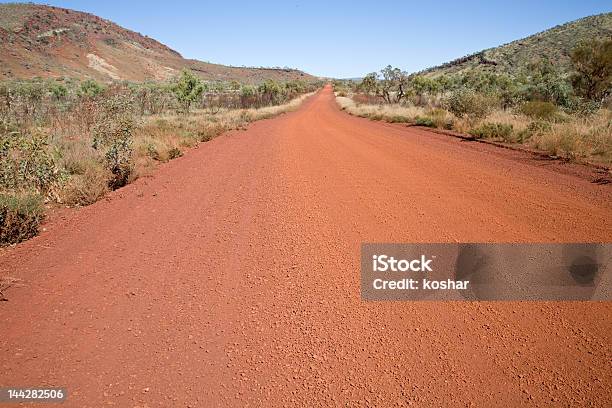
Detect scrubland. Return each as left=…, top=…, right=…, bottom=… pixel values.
left=0, top=70, right=318, bottom=244
left=336, top=96, right=611, bottom=164
left=334, top=40, right=611, bottom=168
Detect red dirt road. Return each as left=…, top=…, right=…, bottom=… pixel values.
left=1, top=85, right=611, bottom=407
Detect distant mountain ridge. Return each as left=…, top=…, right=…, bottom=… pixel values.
left=0, top=3, right=315, bottom=83
left=422, top=12, right=612, bottom=77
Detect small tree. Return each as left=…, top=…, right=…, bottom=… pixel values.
left=410, top=75, right=440, bottom=105
left=523, top=59, right=573, bottom=107
left=91, top=95, right=136, bottom=189
left=172, top=69, right=204, bottom=113
left=359, top=73, right=378, bottom=95
left=570, top=39, right=612, bottom=102
left=378, top=65, right=409, bottom=103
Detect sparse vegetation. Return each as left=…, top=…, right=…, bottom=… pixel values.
left=519, top=101, right=559, bottom=120
left=570, top=39, right=612, bottom=102
left=172, top=70, right=205, bottom=113
left=444, top=89, right=494, bottom=120
left=0, top=72, right=319, bottom=244
left=418, top=13, right=612, bottom=79
left=0, top=3, right=318, bottom=84
left=336, top=39, right=612, bottom=167
left=0, top=192, right=44, bottom=245
left=469, top=123, right=514, bottom=141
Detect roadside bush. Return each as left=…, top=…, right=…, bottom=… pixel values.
left=197, top=123, right=226, bottom=142
left=104, top=135, right=133, bottom=190
left=532, top=128, right=585, bottom=160
left=515, top=121, right=551, bottom=143
left=0, top=193, right=44, bottom=245
left=240, top=85, right=255, bottom=97
left=145, top=143, right=161, bottom=161
left=426, top=108, right=453, bottom=129
left=444, top=89, right=495, bottom=119
left=60, top=165, right=109, bottom=206
left=469, top=122, right=514, bottom=141
left=586, top=120, right=612, bottom=163
left=388, top=115, right=410, bottom=123
left=519, top=101, right=558, bottom=120
left=0, top=122, right=61, bottom=196
left=527, top=121, right=553, bottom=134
left=167, top=147, right=182, bottom=159
left=91, top=95, right=136, bottom=189
left=0, top=76, right=317, bottom=245
left=415, top=116, right=435, bottom=127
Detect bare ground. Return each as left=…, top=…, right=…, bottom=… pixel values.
left=1, top=85, right=611, bottom=407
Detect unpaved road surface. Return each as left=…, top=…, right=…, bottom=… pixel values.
left=1, top=85, right=611, bottom=407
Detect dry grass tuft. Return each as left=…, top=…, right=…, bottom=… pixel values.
left=337, top=94, right=612, bottom=166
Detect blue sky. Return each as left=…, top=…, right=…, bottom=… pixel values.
left=4, top=0, right=611, bottom=77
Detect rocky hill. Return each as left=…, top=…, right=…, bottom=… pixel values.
left=423, top=12, right=612, bottom=76
left=0, top=3, right=315, bottom=83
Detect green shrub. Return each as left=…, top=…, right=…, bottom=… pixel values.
left=104, top=136, right=133, bottom=190
left=258, top=79, right=284, bottom=105
left=528, top=121, right=553, bottom=134
left=78, top=79, right=104, bottom=98
left=60, top=166, right=109, bottom=206
left=48, top=82, right=67, bottom=100
left=388, top=115, right=410, bottom=123
left=91, top=96, right=136, bottom=190
left=197, top=123, right=225, bottom=142
left=415, top=116, right=435, bottom=127
left=426, top=108, right=453, bottom=129
left=516, top=121, right=552, bottom=143
left=240, top=85, right=256, bottom=98
left=0, top=123, right=61, bottom=195
left=167, top=147, right=182, bottom=159
left=444, top=89, right=495, bottom=119
left=0, top=193, right=44, bottom=245
left=469, top=123, right=514, bottom=141
left=146, top=143, right=161, bottom=161
left=570, top=39, right=612, bottom=102
left=172, top=69, right=205, bottom=113
left=519, top=101, right=558, bottom=120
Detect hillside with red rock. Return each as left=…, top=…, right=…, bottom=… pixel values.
left=0, top=3, right=315, bottom=83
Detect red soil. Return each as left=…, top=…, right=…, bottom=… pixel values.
left=1, top=85, right=611, bottom=407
